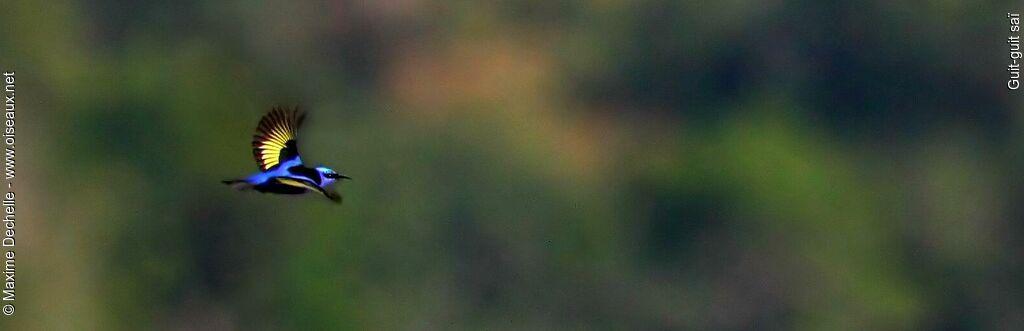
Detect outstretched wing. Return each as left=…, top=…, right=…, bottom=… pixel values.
left=273, top=177, right=343, bottom=204
left=252, top=107, right=306, bottom=171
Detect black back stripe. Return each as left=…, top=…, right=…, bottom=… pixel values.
left=288, top=165, right=322, bottom=185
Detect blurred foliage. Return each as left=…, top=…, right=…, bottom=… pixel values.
left=1, top=0, right=1021, bottom=330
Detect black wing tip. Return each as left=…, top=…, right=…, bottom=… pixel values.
left=296, top=111, right=307, bottom=127
left=324, top=190, right=343, bottom=204
left=269, top=105, right=302, bottom=116
left=261, top=105, right=305, bottom=128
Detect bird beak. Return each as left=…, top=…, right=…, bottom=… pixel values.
left=340, top=174, right=351, bottom=180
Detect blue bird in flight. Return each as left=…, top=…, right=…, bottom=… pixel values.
left=222, top=107, right=349, bottom=203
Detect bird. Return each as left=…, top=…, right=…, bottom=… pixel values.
left=222, top=106, right=349, bottom=203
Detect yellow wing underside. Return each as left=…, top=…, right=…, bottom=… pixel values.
left=275, top=177, right=342, bottom=203
left=276, top=177, right=320, bottom=191
left=252, top=107, right=303, bottom=171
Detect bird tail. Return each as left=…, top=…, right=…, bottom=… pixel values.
left=222, top=179, right=254, bottom=191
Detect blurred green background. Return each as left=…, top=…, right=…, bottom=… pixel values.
left=2, top=0, right=1021, bottom=329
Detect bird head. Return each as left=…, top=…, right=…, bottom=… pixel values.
left=315, top=166, right=350, bottom=185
